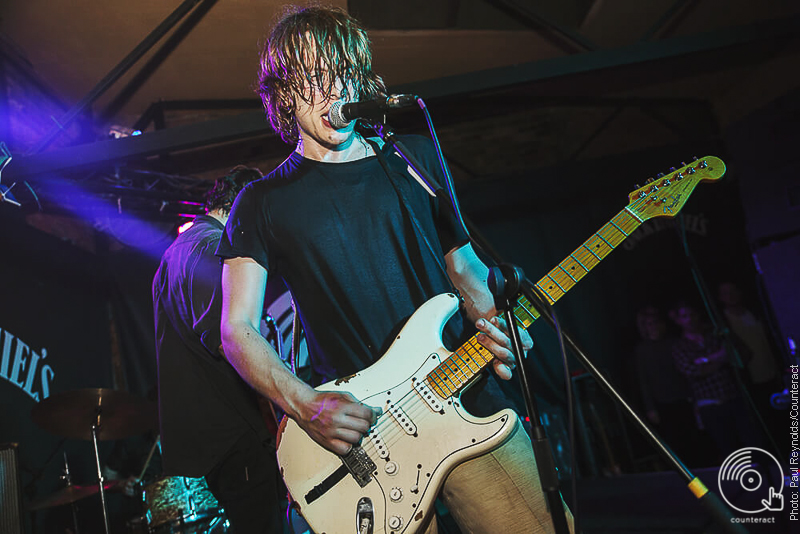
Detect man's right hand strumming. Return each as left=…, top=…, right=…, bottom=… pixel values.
left=295, top=390, right=380, bottom=456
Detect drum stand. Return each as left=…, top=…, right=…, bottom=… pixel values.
left=63, top=452, right=82, bottom=534
left=91, top=422, right=112, bottom=534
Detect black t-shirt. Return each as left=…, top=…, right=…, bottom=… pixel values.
left=153, top=215, right=271, bottom=476
left=217, top=136, right=514, bottom=416
left=217, top=136, right=470, bottom=382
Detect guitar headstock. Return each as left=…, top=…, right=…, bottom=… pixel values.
left=626, top=156, right=725, bottom=221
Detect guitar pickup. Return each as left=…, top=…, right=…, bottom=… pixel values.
left=414, top=379, right=444, bottom=413
left=368, top=427, right=389, bottom=459
left=387, top=401, right=417, bottom=435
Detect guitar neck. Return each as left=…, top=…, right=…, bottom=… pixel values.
left=425, top=207, right=643, bottom=399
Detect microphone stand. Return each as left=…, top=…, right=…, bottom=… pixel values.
left=376, top=123, right=570, bottom=534
left=370, top=121, right=748, bottom=534
left=488, top=263, right=572, bottom=534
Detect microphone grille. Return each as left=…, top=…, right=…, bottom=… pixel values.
left=327, top=101, right=350, bottom=130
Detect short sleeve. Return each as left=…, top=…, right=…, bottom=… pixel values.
left=215, top=183, right=271, bottom=271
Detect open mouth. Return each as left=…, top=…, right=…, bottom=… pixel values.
left=321, top=114, right=332, bottom=129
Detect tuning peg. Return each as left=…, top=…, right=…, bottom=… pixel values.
left=646, top=178, right=655, bottom=184
left=681, top=161, right=687, bottom=167
left=675, top=172, right=683, bottom=180
left=699, top=160, right=708, bottom=168
left=656, top=172, right=665, bottom=178
left=634, top=183, right=641, bottom=189
left=687, top=167, right=696, bottom=174
left=692, top=156, right=698, bottom=161
left=669, top=167, right=676, bottom=171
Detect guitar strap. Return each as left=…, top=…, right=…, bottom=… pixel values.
left=365, top=139, right=457, bottom=296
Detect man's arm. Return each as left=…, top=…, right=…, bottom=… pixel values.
left=444, top=243, right=532, bottom=381
left=220, top=257, right=377, bottom=455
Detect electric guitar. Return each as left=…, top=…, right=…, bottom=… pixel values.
left=276, top=157, right=726, bottom=534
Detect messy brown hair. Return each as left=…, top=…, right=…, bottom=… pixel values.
left=205, top=165, right=262, bottom=215
left=256, top=5, right=385, bottom=144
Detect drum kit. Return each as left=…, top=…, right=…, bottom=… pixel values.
left=29, top=388, right=229, bottom=534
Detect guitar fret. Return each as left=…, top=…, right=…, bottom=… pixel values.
left=605, top=223, right=627, bottom=246
left=430, top=368, right=453, bottom=396
left=597, top=230, right=614, bottom=249
left=516, top=302, right=538, bottom=324
left=455, top=351, right=480, bottom=374
left=440, top=363, right=462, bottom=389
left=588, top=236, right=611, bottom=256
left=558, top=264, right=578, bottom=282
left=519, top=296, right=541, bottom=320
left=582, top=243, right=602, bottom=260
left=446, top=358, right=468, bottom=383
left=569, top=253, right=589, bottom=273
left=610, top=219, right=628, bottom=236
left=535, top=282, right=556, bottom=304
left=427, top=378, right=447, bottom=400
left=546, top=273, right=566, bottom=295
left=468, top=338, right=493, bottom=365
left=513, top=308, right=528, bottom=328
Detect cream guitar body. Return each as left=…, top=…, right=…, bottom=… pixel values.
left=277, top=293, right=516, bottom=534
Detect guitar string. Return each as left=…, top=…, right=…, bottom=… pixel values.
left=355, top=200, right=647, bottom=462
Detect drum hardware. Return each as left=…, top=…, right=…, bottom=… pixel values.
left=142, top=476, right=225, bottom=533
left=31, top=388, right=158, bottom=534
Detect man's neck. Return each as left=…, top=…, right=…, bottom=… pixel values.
left=206, top=209, right=228, bottom=225
left=295, top=134, right=376, bottom=162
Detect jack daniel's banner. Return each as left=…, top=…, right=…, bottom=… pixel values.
left=0, top=211, right=115, bottom=533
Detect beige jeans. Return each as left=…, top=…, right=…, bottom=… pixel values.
left=423, top=417, right=575, bottom=534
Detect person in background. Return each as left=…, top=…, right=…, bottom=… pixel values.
left=633, top=305, right=706, bottom=465
left=153, top=166, right=283, bottom=533
left=669, top=300, right=763, bottom=460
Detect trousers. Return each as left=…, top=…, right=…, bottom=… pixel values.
left=423, top=417, right=574, bottom=534
left=204, top=428, right=283, bottom=534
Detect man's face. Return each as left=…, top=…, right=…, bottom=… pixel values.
left=642, top=316, right=666, bottom=341
left=293, top=62, right=358, bottom=154
left=673, top=306, right=701, bottom=331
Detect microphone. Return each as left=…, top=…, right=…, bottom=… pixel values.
left=327, top=94, right=418, bottom=129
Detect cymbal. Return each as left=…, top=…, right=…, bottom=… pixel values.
left=28, top=481, right=119, bottom=510
left=31, top=388, right=157, bottom=441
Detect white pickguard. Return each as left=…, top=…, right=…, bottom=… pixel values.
left=276, top=293, right=516, bottom=534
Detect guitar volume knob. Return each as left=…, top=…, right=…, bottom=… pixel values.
left=390, top=487, right=403, bottom=502
left=389, top=516, right=403, bottom=529
left=385, top=461, right=398, bottom=475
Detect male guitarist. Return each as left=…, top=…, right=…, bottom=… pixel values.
left=217, top=5, right=573, bottom=533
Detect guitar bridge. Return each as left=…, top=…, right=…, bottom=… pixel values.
left=342, top=445, right=377, bottom=488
